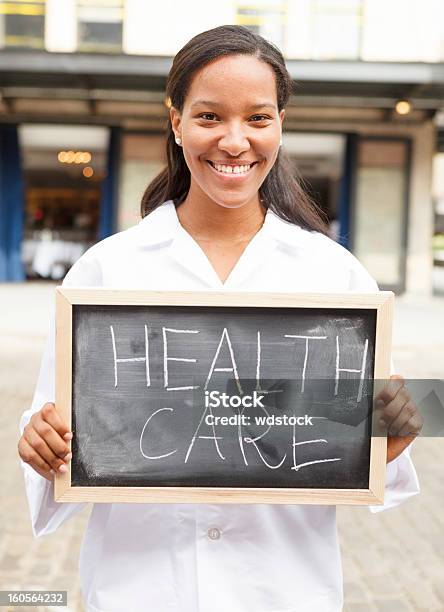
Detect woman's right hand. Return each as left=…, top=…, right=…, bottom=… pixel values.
left=18, top=402, right=72, bottom=481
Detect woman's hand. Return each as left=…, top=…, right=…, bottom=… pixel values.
left=18, top=402, right=72, bottom=481
left=375, top=375, right=423, bottom=463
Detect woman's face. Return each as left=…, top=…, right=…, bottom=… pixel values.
left=170, top=54, right=285, bottom=209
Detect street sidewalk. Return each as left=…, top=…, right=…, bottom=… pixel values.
left=1, top=283, right=443, bottom=611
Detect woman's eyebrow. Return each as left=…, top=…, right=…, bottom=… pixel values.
left=249, top=103, right=277, bottom=111
left=190, top=100, right=276, bottom=110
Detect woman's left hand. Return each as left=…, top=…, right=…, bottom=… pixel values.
left=375, top=374, right=423, bottom=463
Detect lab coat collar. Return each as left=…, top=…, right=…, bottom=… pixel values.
left=136, top=199, right=308, bottom=252
left=261, top=206, right=308, bottom=251
left=136, top=200, right=181, bottom=247
left=135, top=199, right=310, bottom=287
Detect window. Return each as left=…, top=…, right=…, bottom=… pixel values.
left=236, top=1, right=287, bottom=48
left=309, top=0, right=363, bottom=60
left=353, top=138, right=410, bottom=291
left=0, top=0, right=45, bottom=49
left=77, top=0, right=123, bottom=53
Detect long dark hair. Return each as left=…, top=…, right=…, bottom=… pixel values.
left=141, top=25, right=328, bottom=234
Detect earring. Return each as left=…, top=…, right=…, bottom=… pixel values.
left=279, top=138, right=283, bottom=147
left=175, top=136, right=182, bottom=146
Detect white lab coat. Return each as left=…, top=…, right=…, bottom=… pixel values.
left=20, top=200, right=419, bottom=612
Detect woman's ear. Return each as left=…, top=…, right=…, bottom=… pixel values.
left=279, top=109, right=285, bottom=129
left=170, top=107, right=182, bottom=141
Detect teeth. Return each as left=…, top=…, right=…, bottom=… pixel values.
left=212, top=163, right=252, bottom=174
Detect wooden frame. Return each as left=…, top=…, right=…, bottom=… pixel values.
left=55, top=288, right=393, bottom=505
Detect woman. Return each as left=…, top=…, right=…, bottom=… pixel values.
left=18, top=25, right=422, bottom=612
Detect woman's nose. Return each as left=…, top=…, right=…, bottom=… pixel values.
left=217, top=125, right=250, bottom=156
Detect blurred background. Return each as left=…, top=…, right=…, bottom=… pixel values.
left=0, top=0, right=443, bottom=294
left=1, top=2, right=443, bottom=611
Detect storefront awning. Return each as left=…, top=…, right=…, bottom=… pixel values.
left=1, top=51, right=443, bottom=125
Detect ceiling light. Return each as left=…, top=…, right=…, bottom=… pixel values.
left=65, top=150, right=76, bottom=163
left=395, top=100, right=412, bottom=115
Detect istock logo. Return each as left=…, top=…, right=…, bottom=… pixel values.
left=204, top=390, right=265, bottom=409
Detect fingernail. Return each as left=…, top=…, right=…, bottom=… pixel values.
left=65, top=433, right=73, bottom=440
left=50, top=469, right=55, bottom=475
left=64, top=453, right=72, bottom=461
left=59, top=464, right=68, bottom=473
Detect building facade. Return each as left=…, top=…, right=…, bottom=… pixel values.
left=1, top=0, right=443, bottom=294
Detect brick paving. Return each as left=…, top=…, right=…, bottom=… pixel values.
left=1, top=283, right=86, bottom=612
left=339, top=293, right=444, bottom=611
left=1, top=283, right=443, bottom=611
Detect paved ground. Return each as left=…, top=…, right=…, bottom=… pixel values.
left=1, top=282, right=443, bottom=612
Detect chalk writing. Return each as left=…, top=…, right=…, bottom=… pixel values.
left=71, top=304, right=376, bottom=489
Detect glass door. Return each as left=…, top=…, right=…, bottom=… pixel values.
left=352, top=137, right=410, bottom=293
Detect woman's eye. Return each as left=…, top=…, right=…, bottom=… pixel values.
left=200, top=113, right=218, bottom=121
left=250, top=115, right=270, bottom=122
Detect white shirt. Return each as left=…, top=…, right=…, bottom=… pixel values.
left=20, top=200, right=420, bottom=612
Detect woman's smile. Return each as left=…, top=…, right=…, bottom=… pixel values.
left=206, top=159, right=259, bottom=180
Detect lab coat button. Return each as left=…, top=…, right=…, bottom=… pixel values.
left=207, top=527, right=221, bottom=540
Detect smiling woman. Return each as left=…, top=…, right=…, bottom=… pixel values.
left=19, top=24, right=421, bottom=612
left=171, top=53, right=283, bottom=213
left=141, top=25, right=328, bottom=284
left=141, top=26, right=327, bottom=221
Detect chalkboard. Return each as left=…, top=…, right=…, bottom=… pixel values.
left=55, top=289, right=393, bottom=505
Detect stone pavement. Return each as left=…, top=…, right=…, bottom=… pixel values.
left=0, top=282, right=86, bottom=612
left=339, top=292, right=444, bottom=612
left=1, top=282, right=443, bottom=612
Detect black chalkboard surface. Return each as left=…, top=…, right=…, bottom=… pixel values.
left=55, top=289, right=393, bottom=505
